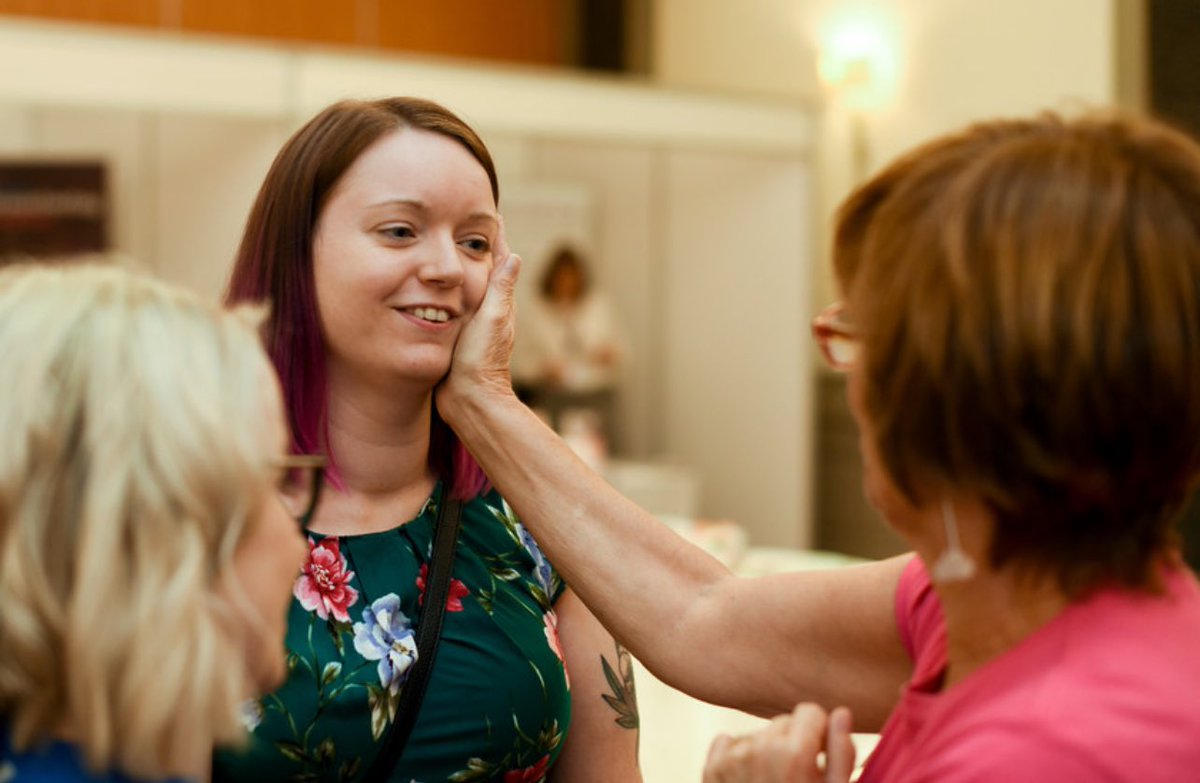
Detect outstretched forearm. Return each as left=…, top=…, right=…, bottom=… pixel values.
left=442, top=389, right=909, bottom=725
left=439, top=249, right=909, bottom=725
left=441, top=387, right=735, bottom=681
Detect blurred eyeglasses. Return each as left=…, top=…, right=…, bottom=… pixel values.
left=812, top=302, right=859, bottom=371
left=274, top=455, right=326, bottom=530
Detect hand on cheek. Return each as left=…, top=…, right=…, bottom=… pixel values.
left=491, top=215, right=511, bottom=272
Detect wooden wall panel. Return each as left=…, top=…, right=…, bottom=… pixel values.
left=375, top=0, right=568, bottom=65
left=179, top=0, right=357, bottom=46
left=0, top=1, right=571, bottom=66
left=0, top=0, right=159, bottom=27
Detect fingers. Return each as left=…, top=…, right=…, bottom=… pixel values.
left=823, top=706, right=856, bottom=783
left=438, top=216, right=522, bottom=406
left=703, top=734, right=736, bottom=783
left=702, top=703, right=834, bottom=783
left=492, top=214, right=511, bottom=266
left=483, top=213, right=519, bottom=316
left=489, top=248, right=520, bottom=302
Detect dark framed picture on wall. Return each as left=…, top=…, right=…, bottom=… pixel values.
left=0, top=161, right=108, bottom=264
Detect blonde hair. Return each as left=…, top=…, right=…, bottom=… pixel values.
left=0, top=264, right=279, bottom=776
left=834, top=112, right=1200, bottom=595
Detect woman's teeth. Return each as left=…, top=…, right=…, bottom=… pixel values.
left=408, top=306, right=450, bottom=323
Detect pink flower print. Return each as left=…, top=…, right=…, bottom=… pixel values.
left=415, top=563, right=469, bottom=612
left=294, top=537, right=359, bottom=623
left=504, top=755, right=550, bottom=783
left=543, top=611, right=569, bottom=688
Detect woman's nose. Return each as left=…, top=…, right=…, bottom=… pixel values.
left=418, top=235, right=465, bottom=287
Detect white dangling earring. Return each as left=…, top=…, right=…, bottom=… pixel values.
left=931, top=499, right=977, bottom=583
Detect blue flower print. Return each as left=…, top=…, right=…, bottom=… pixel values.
left=516, top=521, right=553, bottom=595
left=352, top=593, right=418, bottom=694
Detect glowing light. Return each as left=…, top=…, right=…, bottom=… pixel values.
left=817, top=12, right=899, bottom=111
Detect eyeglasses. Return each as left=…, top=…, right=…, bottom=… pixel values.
left=812, top=301, right=859, bottom=371
left=273, top=454, right=326, bottom=530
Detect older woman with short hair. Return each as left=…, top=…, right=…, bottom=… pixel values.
left=439, top=111, right=1200, bottom=782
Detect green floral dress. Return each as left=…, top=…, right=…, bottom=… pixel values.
left=212, top=487, right=570, bottom=783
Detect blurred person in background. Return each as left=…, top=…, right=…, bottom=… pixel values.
left=513, top=244, right=624, bottom=454
left=212, top=97, right=640, bottom=783
left=440, top=111, right=1200, bottom=782
left=0, top=264, right=308, bottom=782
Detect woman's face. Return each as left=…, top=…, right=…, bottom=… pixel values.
left=846, top=362, right=921, bottom=536
left=227, top=398, right=309, bottom=693
left=312, top=127, right=498, bottom=388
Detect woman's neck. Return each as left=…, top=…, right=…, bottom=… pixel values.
left=935, top=565, right=1067, bottom=688
left=314, top=371, right=439, bottom=535
left=912, top=499, right=1069, bottom=689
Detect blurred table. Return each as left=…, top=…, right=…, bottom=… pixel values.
left=635, top=543, right=880, bottom=782
left=604, top=458, right=702, bottom=519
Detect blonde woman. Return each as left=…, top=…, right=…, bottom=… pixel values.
left=0, top=264, right=309, bottom=782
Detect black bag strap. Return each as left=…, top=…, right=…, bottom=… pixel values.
left=364, top=491, right=463, bottom=782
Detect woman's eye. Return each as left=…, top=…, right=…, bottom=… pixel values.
left=380, top=225, right=415, bottom=240
left=461, top=237, right=490, bottom=253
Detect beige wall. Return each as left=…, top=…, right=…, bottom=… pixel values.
left=655, top=0, right=1119, bottom=304
left=0, top=17, right=818, bottom=548
left=0, top=105, right=286, bottom=293
left=653, top=0, right=820, bottom=101
left=0, top=2, right=1126, bottom=551
left=652, top=0, right=1121, bottom=553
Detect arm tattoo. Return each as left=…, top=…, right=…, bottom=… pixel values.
left=599, top=640, right=639, bottom=731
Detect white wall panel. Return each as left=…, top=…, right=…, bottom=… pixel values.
left=150, top=114, right=287, bottom=300
left=0, top=106, right=34, bottom=153
left=662, top=150, right=814, bottom=548
left=32, top=107, right=152, bottom=267
left=532, top=141, right=659, bottom=458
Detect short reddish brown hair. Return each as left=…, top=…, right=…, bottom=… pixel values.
left=835, top=113, right=1200, bottom=595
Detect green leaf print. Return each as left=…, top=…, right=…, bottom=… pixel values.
left=314, top=736, right=336, bottom=764
left=477, top=586, right=495, bottom=614
left=488, top=499, right=523, bottom=544
left=366, top=682, right=400, bottom=741
left=536, top=719, right=564, bottom=754
left=448, top=756, right=495, bottom=782
left=321, top=661, right=343, bottom=686
left=337, top=758, right=362, bottom=782
left=529, top=584, right=550, bottom=611
left=328, top=618, right=352, bottom=656
left=275, top=740, right=311, bottom=763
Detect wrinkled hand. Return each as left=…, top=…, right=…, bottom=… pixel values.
left=702, top=704, right=855, bottom=783
left=439, top=218, right=522, bottom=408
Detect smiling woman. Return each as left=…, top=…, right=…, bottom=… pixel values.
left=212, top=97, right=642, bottom=783
left=310, top=127, right=496, bottom=391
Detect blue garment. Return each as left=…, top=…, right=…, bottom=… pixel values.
left=1, top=726, right=189, bottom=783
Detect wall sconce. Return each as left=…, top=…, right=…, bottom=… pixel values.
left=817, top=13, right=899, bottom=179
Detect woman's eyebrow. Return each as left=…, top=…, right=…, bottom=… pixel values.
left=365, top=200, right=497, bottom=227
left=465, top=212, right=500, bottom=227
left=367, top=197, right=426, bottom=210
